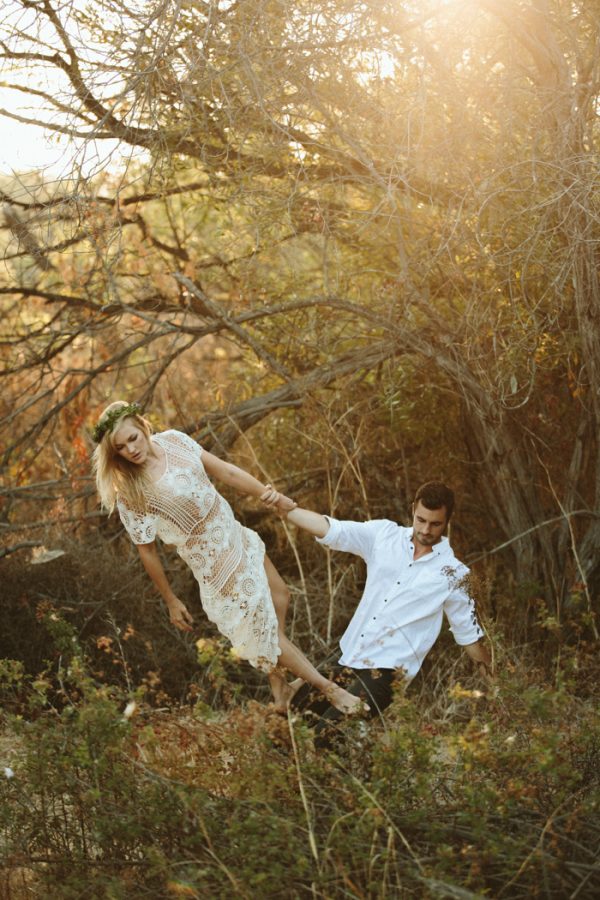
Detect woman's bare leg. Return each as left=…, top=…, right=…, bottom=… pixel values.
left=264, top=556, right=364, bottom=715
left=262, top=556, right=296, bottom=710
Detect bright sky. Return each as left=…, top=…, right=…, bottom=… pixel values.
left=0, top=88, right=136, bottom=179
left=0, top=0, right=138, bottom=179
left=1, top=105, right=72, bottom=174
left=1, top=0, right=74, bottom=176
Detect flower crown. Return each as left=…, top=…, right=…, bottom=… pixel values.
left=92, top=402, right=141, bottom=444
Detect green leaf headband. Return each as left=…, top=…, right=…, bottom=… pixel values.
left=92, top=402, right=141, bottom=444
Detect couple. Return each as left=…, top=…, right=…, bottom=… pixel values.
left=93, top=402, right=491, bottom=726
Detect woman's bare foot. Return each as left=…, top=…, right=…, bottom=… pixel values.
left=268, top=669, right=289, bottom=713
left=271, top=679, right=306, bottom=714
left=325, top=682, right=368, bottom=715
left=268, top=670, right=304, bottom=715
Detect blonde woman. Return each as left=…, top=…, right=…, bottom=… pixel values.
left=92, top=400, right=363, bottom=715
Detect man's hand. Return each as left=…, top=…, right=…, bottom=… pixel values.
left=166, top=597, right=194, bottom=632
left=464, top=639, right=494, bottom=682
left=475, top=660, right=495, bottom=682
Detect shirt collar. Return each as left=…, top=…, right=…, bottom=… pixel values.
left=406, top=529, right=452, bottom=561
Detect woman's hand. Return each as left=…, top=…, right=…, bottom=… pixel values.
left=260, top=484, right=297, bottom=516
left=166, top=597, right=194, bottom=632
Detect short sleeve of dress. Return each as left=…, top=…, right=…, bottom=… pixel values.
left=117, top=496, right=157, bottom=545
left=162, top=429, right=203, bottom=460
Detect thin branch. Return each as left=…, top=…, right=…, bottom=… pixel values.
left=174, top=273, right=291, bottom=380
left=0, top=540, right=43, bottom=559
left=467, top=511, right=600, bottom=565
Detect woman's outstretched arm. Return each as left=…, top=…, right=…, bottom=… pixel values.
left=136, top=541, right=194, bottom=632
left=201, top=449, right=295, bottom=511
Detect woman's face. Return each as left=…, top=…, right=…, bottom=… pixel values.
left=112, top=419, right=150, bottom=466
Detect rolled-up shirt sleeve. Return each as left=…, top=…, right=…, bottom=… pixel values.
left=316, top=517, right=387, bottom=562
left=443, top=569, right=484, bottom=645
left=117, top=497, right=157, bottom=545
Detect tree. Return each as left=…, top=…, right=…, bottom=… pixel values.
left=1, top=0, right=598, bottom=632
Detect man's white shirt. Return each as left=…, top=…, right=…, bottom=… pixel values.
left=317, top=518, right=483, bottom=681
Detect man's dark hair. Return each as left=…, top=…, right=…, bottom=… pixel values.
left=413, top=481, right=455, bottom=521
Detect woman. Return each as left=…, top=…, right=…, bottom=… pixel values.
left=92, top=400, right=363, bottom=715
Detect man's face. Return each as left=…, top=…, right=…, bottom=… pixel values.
left=411, top=500, right=448, bottom=549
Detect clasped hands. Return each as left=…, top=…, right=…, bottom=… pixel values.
left=260, top=484, right=297, bottom=517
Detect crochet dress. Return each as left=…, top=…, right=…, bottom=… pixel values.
left=117, top=430, right=281, bottom=672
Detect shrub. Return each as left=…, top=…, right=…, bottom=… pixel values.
left=1, top=652, right=598, bottom=898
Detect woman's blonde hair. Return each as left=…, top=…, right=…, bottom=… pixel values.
left=92, top=401, right=155, bottom=513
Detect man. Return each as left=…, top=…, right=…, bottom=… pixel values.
left=281, top=481, right=492, bottom=732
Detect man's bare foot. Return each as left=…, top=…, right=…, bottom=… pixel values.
left=325, top=683, right=368, bottom=715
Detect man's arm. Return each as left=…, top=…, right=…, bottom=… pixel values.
left=284, top=506, right=331, bottom=538
left=443, top=575, right=493, bottom=680
left=269, top=499, right=385, bottom=559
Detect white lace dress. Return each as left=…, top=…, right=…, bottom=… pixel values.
left=116, top=430, right=281, bottom=672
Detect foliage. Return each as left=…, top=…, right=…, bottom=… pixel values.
left=0, top=535, right=263, bottom=710
left=0, top=648, right=598, bottom=898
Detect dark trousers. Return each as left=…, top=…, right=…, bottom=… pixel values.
left=291, top=664, right=397, bottom=747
